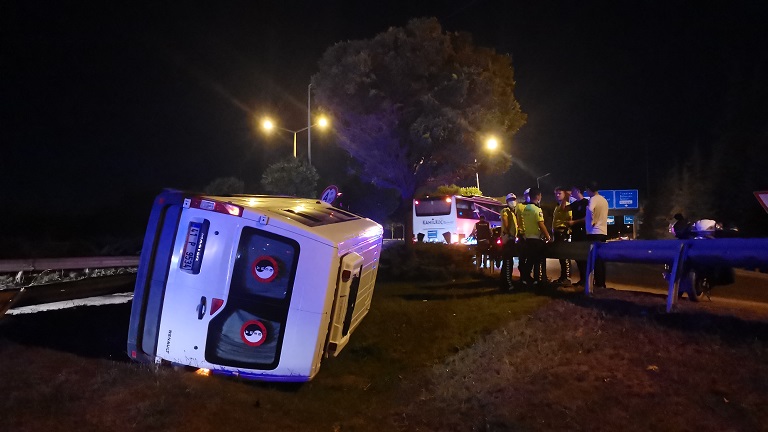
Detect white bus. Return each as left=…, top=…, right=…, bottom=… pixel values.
left=413, top=195, right=503, bottom=244
left=127, top=190, right=383, bottom=382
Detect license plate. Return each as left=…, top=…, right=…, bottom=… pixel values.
left=180, top=220, right=209, bottom=274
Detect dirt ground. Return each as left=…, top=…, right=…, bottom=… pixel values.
left=2, top=281, right=768, bottom=431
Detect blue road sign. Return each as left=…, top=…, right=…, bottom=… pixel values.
left=624, top=215, right=635, bottom=225
left=615, top=190, right=639, bottom=209
left=607, top=215, right=615, bottom=225
left=601, top=190, right=616, bottom=209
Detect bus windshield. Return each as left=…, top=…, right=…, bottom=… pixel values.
left=414, top=198, right=452, bottom=217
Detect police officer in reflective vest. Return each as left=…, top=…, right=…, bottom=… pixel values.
left=473, top=214, right=492, bottom=268
left=499, top=193, right=518, bottom=289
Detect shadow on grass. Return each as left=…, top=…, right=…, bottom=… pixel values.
left=395, top=276, right=506, bottom=301
left=0, top=302, right=132, bottom=361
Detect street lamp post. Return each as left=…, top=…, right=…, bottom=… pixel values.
left=475, top=159, right=480, bottom=189
left=536, top=172, right=551, bottom=188
left=261, top=115, right=328, bottom=160
left=308, top=83, right=312, bottom=165
left=475, top=137, right=500, bottom=191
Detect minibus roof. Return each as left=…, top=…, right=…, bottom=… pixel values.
left=205, top=194, right=382, bottom=247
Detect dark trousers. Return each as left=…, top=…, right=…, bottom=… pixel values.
left=520, top=238, right=546, bottom=283
left=572, top=231, right=587, bottom=282
left=499, top=240, right=517, bottom=289
left=554, top=230, right=570, bottom=279
left=587, top=234, right=608, bottom=286
left=476, top=239, right=490, bottom=267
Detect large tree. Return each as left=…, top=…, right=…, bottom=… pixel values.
left=261, top=158, right=319, bottom=198
left=203, top=176, right=246, bottom=195
left=312, top=18, right=526, bottom=245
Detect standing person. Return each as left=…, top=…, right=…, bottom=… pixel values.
left=515, top=189, right=531, bottom=281
left=472, top=214, right=492, bottom=268
left=567, top=186, right=590, bottom=286
left=499, top=193, right=518, bottom=290
left=519, top=188, right=551, bottom=287
left=552, top=187, right=573, bottom=285
left=585, top=182, right=609, bottom=288
left=671, top=213, right=691, bottom=239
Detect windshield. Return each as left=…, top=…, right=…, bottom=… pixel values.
left=415, top=198, right=452, bottom=217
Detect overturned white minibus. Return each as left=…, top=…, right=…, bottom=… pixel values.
left=127, top=190, right=383, bottom=381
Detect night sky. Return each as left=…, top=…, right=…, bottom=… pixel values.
left=4, top=1, right=767, bottom=228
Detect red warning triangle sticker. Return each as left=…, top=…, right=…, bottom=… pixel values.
left=755, top=191, right=768, bottom=213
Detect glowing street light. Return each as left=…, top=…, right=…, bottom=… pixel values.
left=485, top=137, right=499, bottom=151
left=476, top=136, right=501, bottom=190
left=261, top=115, right=329, bottom=159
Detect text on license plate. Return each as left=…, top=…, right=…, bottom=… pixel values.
left=180, top=220, right=209, bottom=274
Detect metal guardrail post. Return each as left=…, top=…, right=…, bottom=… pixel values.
left=665, top=242, right=689, bottom=313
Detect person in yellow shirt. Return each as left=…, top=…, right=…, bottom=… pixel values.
left=552, top=186, right=573, bottom=285
left=515, top=189, right=529, bottom=240
left=499, top=193, right=518, bottom=290
left=519, top=188, right=551, bottom=286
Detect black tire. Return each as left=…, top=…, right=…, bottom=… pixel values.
left=687, top=271, right=708, bottom=302
left=691, top=276, right=710, bottom=301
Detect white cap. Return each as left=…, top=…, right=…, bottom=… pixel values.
left=506, top=193, right=517, bottom=202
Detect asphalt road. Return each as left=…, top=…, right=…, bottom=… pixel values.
left=534, top=260, right=768, bottom=315
left=604, top=262, right=768, bottom=303
left=483, top=258, right=768, bottom=306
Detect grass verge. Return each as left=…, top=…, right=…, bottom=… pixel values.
left=0, top=277, right=547, bottom=431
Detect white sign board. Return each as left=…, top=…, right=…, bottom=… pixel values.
left=320, top=185, right=339, bottom=204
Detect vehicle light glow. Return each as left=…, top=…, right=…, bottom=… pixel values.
left=188, top=197, right=243, bottom=217
left=195, top=368, right=211, bottom=377
left=445, top=197, right=452, bottom=203
left=360, top=225, right=384, bottom=239
left=224, top=203, right=242, bottom=216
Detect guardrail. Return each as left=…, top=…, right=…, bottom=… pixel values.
left=0, top=256, right=140, bottom=318
left=0, top=256, right=140, bottom=273
left=580, top=239, right=768, bottom=312
left=543, top=239, right=768, bottom=312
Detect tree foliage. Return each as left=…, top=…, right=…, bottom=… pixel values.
left=642, top=150, right=715, bottom=239
left=260, top=158, right=319, bottom=198
left=203, top=176, right=245, bottom=195
left=312, top=17, right=526, bottom=243
left=334, top=176, right=401, bottom=224
left=433, top=184, right=482, bottom=197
